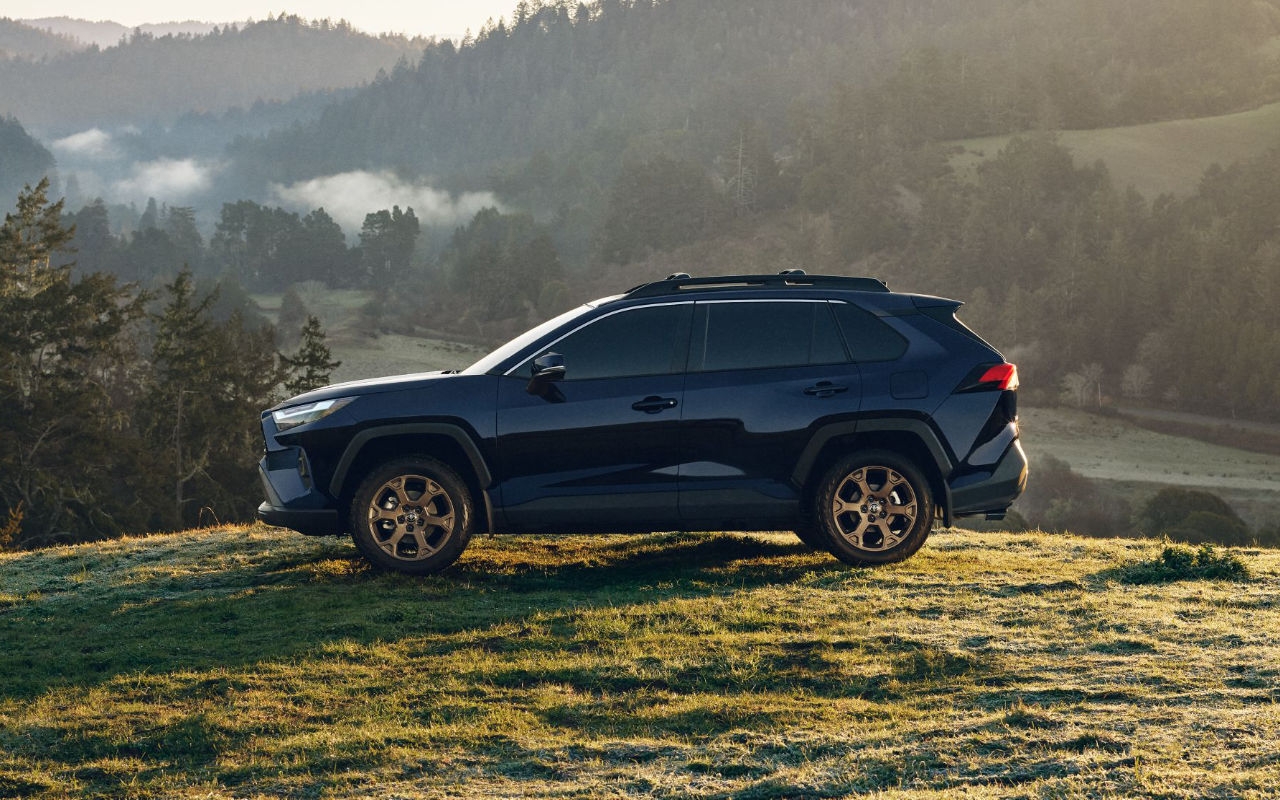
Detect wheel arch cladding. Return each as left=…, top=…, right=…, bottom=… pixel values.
left=795, top=420, right=953, bottom=524
left=330, top=424, right=492, bottom=529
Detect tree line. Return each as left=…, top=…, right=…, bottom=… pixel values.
left=0, top=181, right=339, bottom=550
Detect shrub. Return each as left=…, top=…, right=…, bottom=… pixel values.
left=1138, top=487, right=1240, bottom=535
left=1118, top=543, right=1250, bottom=585
left=1167, top=511, right=1251, bottom=547
left=0, top=503, right=21, bottom=549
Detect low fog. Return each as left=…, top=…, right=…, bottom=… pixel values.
left=271, top=171, right=501, bottom=238
left=50, top=127, right=497, bottom=239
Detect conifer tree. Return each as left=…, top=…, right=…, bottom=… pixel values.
left=145, top=270, right=286, bottom=528
left=281, top=314, right=341, bottom=396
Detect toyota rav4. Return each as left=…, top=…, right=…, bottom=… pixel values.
left=258, top=272, right=1027, bottom=574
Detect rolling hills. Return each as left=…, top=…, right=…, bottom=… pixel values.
left=0, top=525, right=1275, bottom=797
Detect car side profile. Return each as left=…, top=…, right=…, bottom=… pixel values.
left=258, top=272, right=1027, bottom=574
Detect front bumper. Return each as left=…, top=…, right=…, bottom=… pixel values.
left=258, top=449, right=345, bottom=536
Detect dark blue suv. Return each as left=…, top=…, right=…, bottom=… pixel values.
left=258, top=272, right=1027, bottom=574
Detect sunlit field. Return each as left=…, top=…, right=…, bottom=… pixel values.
left=2, top=525, right=1277, bottom=798
left=952, top=100, right=1280, bottom=198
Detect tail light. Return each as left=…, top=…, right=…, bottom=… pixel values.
left=958, top=363, right=1019, bottom=393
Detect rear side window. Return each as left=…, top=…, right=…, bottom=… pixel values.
left=692, top=301, right=848, bottom=372
left=832, top=302, right=908, bottom=362
left=546, top=303, right=692, bottom=380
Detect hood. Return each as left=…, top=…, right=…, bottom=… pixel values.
left=271, top=370, right=458, bottom=410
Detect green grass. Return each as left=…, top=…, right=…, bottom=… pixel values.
left=2, top=526, right=1278, bottom=798
left=952, top=101, right=1280, bottom=198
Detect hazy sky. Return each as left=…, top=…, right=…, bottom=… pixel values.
left=11, top=1, right=520, bottom=39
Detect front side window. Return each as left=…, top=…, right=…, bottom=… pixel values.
left=535, top=303, right=692, bottom=381
left=692, top=301, right=847, bottom=372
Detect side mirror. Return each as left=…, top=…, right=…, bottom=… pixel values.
left=531, top=352, right=566, bottom=381
left=526, top=352, right=566, bottom=396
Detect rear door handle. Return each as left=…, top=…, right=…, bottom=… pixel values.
left=632, top=396, right=678, bottom=414
left=804, top=382, right=849, bottom=398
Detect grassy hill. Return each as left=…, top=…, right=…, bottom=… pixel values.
left=953, top=101, right=1280, bottom=199
left=2, top=525, right=1276, bottom=797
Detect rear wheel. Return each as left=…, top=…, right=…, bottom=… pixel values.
left=349, top=456, right=474, bottom=575
left=814, top=450, right=934, bottom=566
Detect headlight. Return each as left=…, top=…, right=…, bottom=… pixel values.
left=271, top=397, right=354, bottom=431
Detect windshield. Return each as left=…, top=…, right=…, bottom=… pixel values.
left=462, top=303, right=596, bottom=375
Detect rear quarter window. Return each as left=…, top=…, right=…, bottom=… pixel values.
left=832, top=301, right=908, bottom=362
left=918, top=304, right=997, bottom=349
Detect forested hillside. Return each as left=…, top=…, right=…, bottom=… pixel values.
left=39, top=0, right=1280, bottom=423
left=238, top=0, right=1280, bottom=185
left=0, top=16, right=427, bottom=132
left=229, top=0, right=1280, bottom=422
left=0, top=17, right=84, bottom=59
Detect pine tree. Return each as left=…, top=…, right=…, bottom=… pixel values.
left=145, top=271, right=286, bottom=528
left=277, top=284, right=309, bottom=346
left=281, top=315, right=341, bottom=396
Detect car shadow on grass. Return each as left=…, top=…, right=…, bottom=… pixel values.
left=0, top=531, right=848, bottom=700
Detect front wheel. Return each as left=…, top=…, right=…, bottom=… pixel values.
left=348, top=456, right=474, bottom=575
left=813, top=450, right=935, bottom=566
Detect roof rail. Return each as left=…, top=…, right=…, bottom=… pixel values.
left=625, top=272, right=889, bottom=299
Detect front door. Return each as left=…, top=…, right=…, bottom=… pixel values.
left=495, top=303, right=693, bottom=532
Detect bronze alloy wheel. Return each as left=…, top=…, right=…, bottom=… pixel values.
left=349, top=456, right=474, bottom=574
left=815, top=450, right=934, bottom=566
left=366, top=474, right=456, bottom=561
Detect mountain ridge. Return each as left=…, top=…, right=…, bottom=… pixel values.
left=17, top=16, right=219, bottom=49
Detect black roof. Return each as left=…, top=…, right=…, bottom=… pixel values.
left=624, top=270, right=889, bottom=299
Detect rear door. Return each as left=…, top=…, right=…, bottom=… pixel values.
left=677, top=299, right=861, bottom=526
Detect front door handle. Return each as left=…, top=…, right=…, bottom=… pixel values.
left=804, top=382, right=849, bottom=398
left=632, top=396, right=678, bottom=414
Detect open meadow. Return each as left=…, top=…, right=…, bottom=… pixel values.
left=951, top=100, right=1280, bottom=199
left=1, top=525, right=1277, bottom=798
left=1018, top=407, right=1280, bottom=530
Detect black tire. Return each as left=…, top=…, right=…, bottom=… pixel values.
left=348, top=456, right=474, bottom=575
left=813, top=450, right=935, bottom=567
